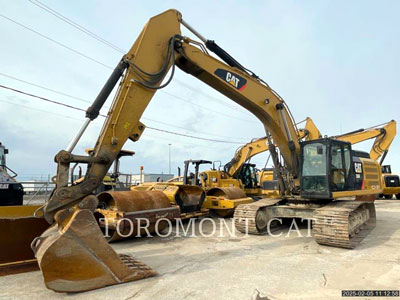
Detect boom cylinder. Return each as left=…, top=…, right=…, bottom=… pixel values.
left=180, top=19, right=247, bottom=72
left=86, top=59, right=128, bottom=120
left=65, top=59, right=128, bottom=153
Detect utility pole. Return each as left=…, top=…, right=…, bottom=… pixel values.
left=168, top=144, right=172, bottom=174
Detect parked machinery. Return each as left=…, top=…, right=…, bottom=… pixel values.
left=202, top=117, right=322, bottom=216
left=332, top=120, right=399, bottom=199
left=0, top=142, right=48, bottom=276
left=0, top=142, right=23, bottom=206
left=132, top=159, right=208, bottom=218
left=381, top=165, right=400, bottom=199
left=32, top=9, right=383, bottom=293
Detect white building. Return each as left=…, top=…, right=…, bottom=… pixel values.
left=130, top=173, right=174, bottom=185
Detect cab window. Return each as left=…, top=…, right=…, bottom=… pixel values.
left=301, top=143, right=328, bottom=192
left=331, top=144, right=345, bottom=190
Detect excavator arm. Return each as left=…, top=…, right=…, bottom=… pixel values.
left=300, top=117, right=322, bottom=141
left=332, top=120, right=396, bottom=163
left=40, top=10, right=182, bottom=223
left=224, top=137, right=270, bottom=177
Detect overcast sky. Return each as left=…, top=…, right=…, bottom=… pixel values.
left=1, top=0, right=399, bottom=180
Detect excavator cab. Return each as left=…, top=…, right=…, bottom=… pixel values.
left=236, top=163, right=259, bottom=189
left=300, top=139, right=360, bottom=199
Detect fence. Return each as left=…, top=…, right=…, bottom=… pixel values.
left=19, top=173, right=135, bottom=205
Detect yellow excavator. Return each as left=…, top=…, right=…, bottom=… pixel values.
left=202, top=118, right=322, bottom=215
left=31, top=9, right=383, bottom=293
left=381, top=165, right=400, bottom=199
left=331, top=120, right=399, bottom=199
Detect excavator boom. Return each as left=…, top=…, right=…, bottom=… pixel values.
left=332, top=120, right=396, bottom=163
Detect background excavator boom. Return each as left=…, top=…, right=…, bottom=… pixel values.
left=332, top=120, right=396, bottom=164
left=224, top=117, right=321, bottom=177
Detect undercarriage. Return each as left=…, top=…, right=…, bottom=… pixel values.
left=234, top=198, right=376, bottom=249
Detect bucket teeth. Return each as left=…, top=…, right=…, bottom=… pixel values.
left=32, top=208, right=156, bottom=293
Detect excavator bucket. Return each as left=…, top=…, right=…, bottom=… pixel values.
left=32, top=208, right=156, bottom=293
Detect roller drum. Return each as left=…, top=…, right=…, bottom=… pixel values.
left=95, top=190, right=179, bottom=242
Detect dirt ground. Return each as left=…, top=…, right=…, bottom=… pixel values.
left=1, top=200, right=399, bottom=300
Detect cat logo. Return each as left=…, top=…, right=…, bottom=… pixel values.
left=354, top=162, right=362, bottom=174
left=214, top=69, right=247, bottom=91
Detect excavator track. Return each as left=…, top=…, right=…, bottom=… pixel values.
left=234, top=199, right=282, bottom=234
left=312, top=201, right=376, bottom=249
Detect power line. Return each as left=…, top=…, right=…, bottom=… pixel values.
left=141, top=116, right=246, bottom=141
left=0, top=12, right=257, bottom=124
left=174, top=78, right=250, bottom=114
left=0, top=84, right=244, bottom=144
left=0, top=73, right=248, bottom=140
left=0, top=72, right=90, bottom=104
left=0, top=99, right=237, bottom=150
left=160, top=90, right=257, bottom=124
left=0, top=98, right=82, bottom=121
left=28, top=0, right=126, bottom=54
left=0, top=99, right=225, bottom=151
left=146, top=127, right=242, bottom=144
left=0, top=14, right=113, bottom=70
left=0, top=84, right=87, bottom=113
left=29, top=0, right=252, bottom=117
left=28, top=0, right=250, bottom=117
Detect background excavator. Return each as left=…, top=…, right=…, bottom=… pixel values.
left=254, top=119, right=398, bottom=201
left=331, top=120, right=399, bottom=199
left=202, top=118, right=322, bottom=216
left=236, top=120, right=397, bottom=234
left=31, top=9, right=384, bottom=293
